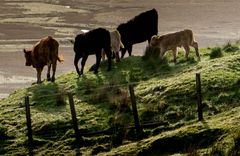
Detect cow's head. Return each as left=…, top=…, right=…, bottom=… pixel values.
left=23, top=49, right=32, bottom=66
left=150, top=35, right=160, bottom=47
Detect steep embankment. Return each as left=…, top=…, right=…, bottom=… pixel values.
left=0, top=42, right=240, bottom=155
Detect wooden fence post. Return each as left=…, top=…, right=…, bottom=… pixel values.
left=129, top=84, right=143, bottom=139
left=196, top=73, right=203, bottom=121
left=25, top=96, right=33, bottom=144
left=68, top=93, right=81, bottom=141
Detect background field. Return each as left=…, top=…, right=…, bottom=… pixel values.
left=1, top=0, right=240, bottom=98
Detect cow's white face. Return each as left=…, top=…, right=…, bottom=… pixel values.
left=23, top=49, right=32, bottom=66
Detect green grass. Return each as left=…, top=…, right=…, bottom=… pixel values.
left=223, top=41, right=240, bottom=52
left=0, top=41, right=240, bottom=155
left=210, top=47, right=223, bottom=59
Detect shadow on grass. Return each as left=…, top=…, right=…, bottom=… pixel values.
left=27, top=82, right=67, bottom=112
left=75, top=55, right=200, bottom=125
left=99, top=54, right=199, bottom=85
left=33, top=120, right=72, bottom=140
left=138, top=128, right=224, bottom=156
left=0, top=126, right=14, bottom=155
left=0, top=138, right=14, bottom=155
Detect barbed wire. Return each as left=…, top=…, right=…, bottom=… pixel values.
left=4, top=68, right=212, bottom=100
left=24, top=81, right=142, bottom=99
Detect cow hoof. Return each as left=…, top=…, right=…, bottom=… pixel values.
left=33, top=81, right=42, bottom=85
left=32, top=82, right=37, bottom=85
left=76, top=73, right=82, bottom=78
left=76, top=71, right=83, bottom=76
left=51, top=78, right=55, bottom=82
left=47, top=74, right=51, bottom=80
left=89, top=64, right=96, bottom=71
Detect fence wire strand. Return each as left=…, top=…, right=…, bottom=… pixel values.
left=25, top=81, right=141, bottom=99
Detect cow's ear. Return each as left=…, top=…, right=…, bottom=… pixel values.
left=23, top=49, right=31, bottom=53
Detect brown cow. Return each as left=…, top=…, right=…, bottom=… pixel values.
left=23, top=36, right=63, bottom=83
left=150, top=29, right=200, bottom=63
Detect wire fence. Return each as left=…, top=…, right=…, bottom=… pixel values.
left=25, top=81, right=141, bottom=98
left=23, top=73, right=204, bottom=147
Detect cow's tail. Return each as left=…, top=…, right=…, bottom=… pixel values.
left=57, top=54, right=64, bottom=63
left=115, top=30, right=125, bottom=49
left=186, top=29, right=194, bottom=44
left=120, top=41, right=124, bottom=49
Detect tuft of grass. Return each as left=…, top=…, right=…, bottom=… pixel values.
left=209, top=47, right=223, bottom=59
left=223, top=42, right=239, bottom=52
left=0, top=124, right=7, bottom=139
left=228, top=132, right=240, bottom=155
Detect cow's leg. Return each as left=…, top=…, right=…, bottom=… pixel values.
left=115, top=51, right=120, bottom=62
left=94, top=51, right=102, bottom=74
left=159, top=48, right=166, bottom=60
left=36, top=68, right=43, bottom=84
left=104, top=48, right=112, bottom=71
left=112, top=51, right=116, bottom=59
left=128, top=45, right=133, bottom=56
left=121, top=48, right=127, bottom=58
left=101, top=49, right=105, bottom=61
left=47, top=63, right=51, bottom=81
left=80, top=55, right=88, bottom=75
left=74, top=55, right=81, bottom=76
left=183, top=45, right=190, bottom=60
left=147, top=38, right=151, bottom=44
left=51, top=61, right=57, bottom=82
left=172, top=47, right=178, bottom=63
left=192, top=41, right=200, bottom=60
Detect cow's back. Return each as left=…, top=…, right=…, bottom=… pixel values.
left=32, top=36, right=59, bottom=66
left=170, top=29, right=194, bottom=47
left=156, top=29, right=194, bottom=50
left=117, top=9, right=158, bottom=45
left=74, top=28, right=111, bottom=55
left=181, top=29, right=194, bottom=45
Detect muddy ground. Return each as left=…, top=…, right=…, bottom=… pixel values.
left=0, top=0, right=240, bottom=98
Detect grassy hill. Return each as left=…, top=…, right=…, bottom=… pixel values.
left=0, top=42, right=240, bottom=155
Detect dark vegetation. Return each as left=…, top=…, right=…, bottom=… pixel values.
left=210, top=47, right=223, bottom=59
left=0, top=41, right=240, bottom=155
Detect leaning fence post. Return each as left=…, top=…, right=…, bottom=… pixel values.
left=25, top=96, right=33, bottom=144
left=196, top=73, right=203, bottom=121
left=129, top=84, right=143, bottom=139
left=68, top=93, right=81, bottom=141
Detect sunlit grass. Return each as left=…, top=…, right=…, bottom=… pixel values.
left=0, top=41, right=240, bottom=155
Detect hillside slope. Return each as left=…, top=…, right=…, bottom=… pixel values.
left=0, top=42, right=240, bottom=155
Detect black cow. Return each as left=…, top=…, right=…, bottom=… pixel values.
left=73, top=28, right=112, bottom=75
left=117, top=8, right=158, bottom=58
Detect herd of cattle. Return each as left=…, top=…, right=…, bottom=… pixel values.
left=23, top=8, right=200, bottom=84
